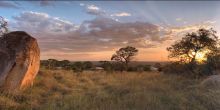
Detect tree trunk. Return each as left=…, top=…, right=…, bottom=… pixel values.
left=125, top=61, right=128, bottom=71
left=191, top=57, right=196, bottom=64
left=190, top=50, right=197, bottom=64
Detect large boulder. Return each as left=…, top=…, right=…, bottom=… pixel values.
left=0, top=31, right=40, bottom=91
left=201, top=75, right=220, bottom=89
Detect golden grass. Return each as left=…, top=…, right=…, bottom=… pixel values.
left=0, top=69, right=220, bottom=110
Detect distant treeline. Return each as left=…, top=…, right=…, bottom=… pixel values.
left=40, top=59, right=163, bottom=73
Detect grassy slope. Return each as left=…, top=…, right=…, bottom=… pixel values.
left=0, top=69, right=220, bottom=110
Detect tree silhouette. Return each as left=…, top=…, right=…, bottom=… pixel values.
left=0, top=16, right=8, bottom=36
left=167, top=28, right=219, bottom=63
left=111, top=46, right=138, bottom=71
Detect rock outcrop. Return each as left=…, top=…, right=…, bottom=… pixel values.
left=0, top=31, right=40, bottom=91
left=201, top=75, right=220, bottom=89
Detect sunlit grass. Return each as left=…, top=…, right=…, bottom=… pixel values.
left=0, top=69, right=219, bottom=110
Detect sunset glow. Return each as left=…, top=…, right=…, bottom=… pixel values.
left=195, top=51, right=208, bottom=63
left=0, top=1, right=220, bottom=61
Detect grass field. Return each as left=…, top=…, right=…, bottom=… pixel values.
left=0, top=69, right=220, bottom=110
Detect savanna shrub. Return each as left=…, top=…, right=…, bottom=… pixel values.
left=137, top=65, right=151, bottom=72
left=163, top=61, right=218, bottom=78
left=127, top=66, right=137, bottom=72
left=162, top=62, right=192, bottom=75
left=196, top=55, right=220, bottom=76
left=127, top=65, right=151, bottom=72
left=195, top=64, right=213, bottom=77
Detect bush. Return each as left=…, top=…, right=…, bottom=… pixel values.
left=195, top=64, right=213, bottom=76
left=112, top=62, right=125, bottom=72
left=127, top=65, right=151, bottom=72
left=194, top=55, right=220, bottom=76
left=163, top=61, right=217, bottom=78
left=99, top=61, right=114, bottom=73
left=83, top=61, right=93, bottom=70
left=143, top=65, right=151, bottom=71
left=127, top=66, right=137, bottom=72
left=153, top=63, right=162, bottom=72
left=162, top=62, right=190, bottom=75
left=72, top=62, right=84, bottom=73
left=206, top=54, right=220, bottom=73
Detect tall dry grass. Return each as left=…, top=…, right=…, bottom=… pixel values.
left=0, top=69, right=219, bottom=110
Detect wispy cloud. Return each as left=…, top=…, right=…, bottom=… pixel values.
left=111, top=12, right=131, bottom=17
left=87, top=5, right=99, bottom=11
left=12, top=11, right=77, bottom=34
left=0, top=1, right=20, bottom=9
left=85, top=4, right=106, bottom=16
left=79, top=3, right=85, bottom=6
left=12, top=11, right=172, bottom=53
left=175, top=18, right=183, bottom=21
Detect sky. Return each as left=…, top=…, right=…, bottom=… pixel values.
left=0, top=1, right=220, bottom=61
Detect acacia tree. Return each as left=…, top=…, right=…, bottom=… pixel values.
left=167, top=28, right=219, bottom=64
left=0, top=16, right=8, bottom=36
left=111, top=46, right=138, bottom=71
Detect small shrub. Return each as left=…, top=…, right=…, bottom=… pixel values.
left=195, top=64, right=213, bottom=77
left=163, top=61, right=218, bottom=78
left=143, top=65, right=151, bottom=71
left=154, top=63, right=162, bottom=72
left=99, top=61, right=114, bottom=73
left=162, top=62, right=190, bottom=75
left=127, top=66, right=137, bottom=72
left=137, top=66, right=144, bottom=73
left=71, top=62, right=84, bottom=73
left=83, top=61, right=93, bottom=70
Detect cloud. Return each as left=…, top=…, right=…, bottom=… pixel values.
left=12, top=11, right=77, bottom=34
left=12, top=11, right=173, bottom=53
left=12, top=11, right=216, bottom=61
left=170, top=21, right=214, bottom=33
left=0, top=1, right=20, bottom=9
left=157, top=20, right=215, bottom=43
left=41, top=50, right=114, bottom=61
left=42, top=17, right=171, bottom=53
left=87, top=5, right=99, bottom=10
left=79, top=3, right=85, bottom=6
left=175, top=18, right=183, bottom=21
left=111, top=12, right=131, bottom=17
left=85, top=4, right=106, bottom=16
left=83, top=4, right=131, bottom=20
